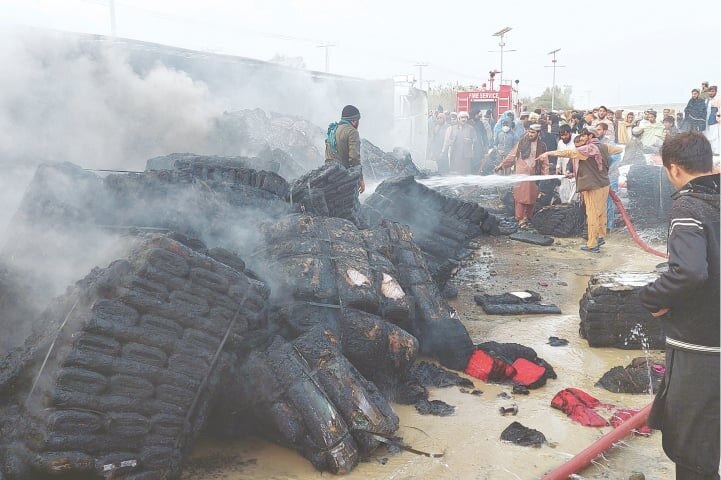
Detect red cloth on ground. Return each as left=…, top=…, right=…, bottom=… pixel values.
left=551, top=388, right=653, bottom=433
left=610, top=408, right=652, bottom=436
left=465, top=349, right=516, bottom=382
left=511, top=358, right=547, bottom=387
left=550, top=388, right=610, bottom=427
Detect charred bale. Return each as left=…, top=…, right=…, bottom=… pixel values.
left=530, top=203, right=586, bottom=237
left=287, top=163, right=363, bottom=225
left=361, top=176, right=496, bottom=286
left=579, top=272, right=665, bottom=349
left=377, top=221, right=474, bottom=370
left=0, top=236, right=268, bottom=480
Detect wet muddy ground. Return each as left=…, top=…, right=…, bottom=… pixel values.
left=183, top=229, right=674, bottom=480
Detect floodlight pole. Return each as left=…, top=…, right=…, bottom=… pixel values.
left=317, top=43, right=336, bottom=72
left=492, top=27, right=512, bottom=84
left=414, top=62, right=429, bottom=90
left=546, top=48, right=565, bottom=111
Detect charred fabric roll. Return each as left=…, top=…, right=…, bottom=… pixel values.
left=579, top=272, right=665, bottom=349
left=258, top=214, right=473, bottom=371
left=287, top=163, right=363, bottom=225
left=0, top=235, right=268, bottom=480
left=360, top=139, right=423, bottom=181
left=213, top=317, right=406, bottom=474
left=362, top=176, right=499, bottom=286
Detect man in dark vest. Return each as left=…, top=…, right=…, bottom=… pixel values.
left=640, top=133, right=719, bottom=480
left=325, top=105, right=364, bottom=193
left=538, top=126, right=622, bottom=252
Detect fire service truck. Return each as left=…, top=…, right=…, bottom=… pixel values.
left=455, top=71, right=518, bottom=118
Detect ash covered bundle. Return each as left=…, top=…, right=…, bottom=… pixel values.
left=361, top=176, right=499, bottom=285
left=206, top=109, right=325, bottom=179
left=360, top=139, right=423, bottom=181
left=579, top=272, right=665, bottom=349
left=0, top=235, right=268, bottom=479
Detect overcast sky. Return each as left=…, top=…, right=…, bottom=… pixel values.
left=2, top=0, right=720, bottom=107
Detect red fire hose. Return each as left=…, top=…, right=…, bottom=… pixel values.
left=608, top=190, right=668, bottom=259
left=541, top=402, right=653, bottom=480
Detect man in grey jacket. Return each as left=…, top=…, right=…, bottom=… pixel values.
left=325, top=104, right=364, bottom=193
left=640, top=132, right=719, bottom=480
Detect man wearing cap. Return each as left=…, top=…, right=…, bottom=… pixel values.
left=494, top=124, right=549, bottom=225
left=538, top=127, right=623, bottom=252
left=325, top=104, right=364, bottom=193
left=442, top=110, right=479, bottom=174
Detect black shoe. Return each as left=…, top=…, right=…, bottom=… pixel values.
left=597, top=237, right=606, bottom=247
left=580, top=245, right=600, bottom=253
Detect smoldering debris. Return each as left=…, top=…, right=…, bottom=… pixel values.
left=0, top=235, right=269, bottom=479
left=596, top=357, right=664, bottom=394
left=0, top=150, right=507, bottom=477
left=362, top=176, right=500, bottom=287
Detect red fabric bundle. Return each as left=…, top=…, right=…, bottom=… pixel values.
left=465, top=349, right=516, bottom=382
left=552, top=388, right=653, bottom=433
left=511, top=358, right=547, bottom=387
left=550, top=388, right=610, bottom=427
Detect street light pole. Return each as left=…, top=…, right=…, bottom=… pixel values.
left=414, top=62, right=428, bottom=90
left=317, top=43, right=336, bottom=73
left=545, top=48, right=565, bottom=111
left=491, top=27, right=513, bottom=84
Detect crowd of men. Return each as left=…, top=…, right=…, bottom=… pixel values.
left=428, top=81, right=720, bottom=177
left=426, top=81, right=719, bottom=249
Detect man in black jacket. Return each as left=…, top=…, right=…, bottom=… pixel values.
left=640, top=132, right=720, bottom=480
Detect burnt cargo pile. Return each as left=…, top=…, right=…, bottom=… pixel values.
left=0, top=236, right=269, bottom=479
left=579, top=272, right=665, bottom=349
left=0, top=153, right=489, bottom=477
left=362, top=176, right=499, bottom=286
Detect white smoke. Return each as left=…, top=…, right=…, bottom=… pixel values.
left=0, top=27, right=222, bottom=239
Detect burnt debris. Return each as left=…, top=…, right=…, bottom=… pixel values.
left=362, top=175, right=499, bottom=286
left=0, top=148, right=502, bottom=477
